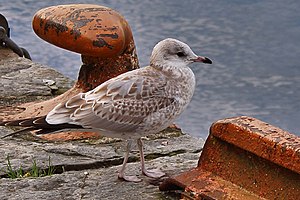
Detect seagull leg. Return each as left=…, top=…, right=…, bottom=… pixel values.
left=137, top=138, right=165, bottom=178
left=118, top=140, right=142, bottom=182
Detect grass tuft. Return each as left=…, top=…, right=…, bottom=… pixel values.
left=4, top=155, right=56, bottom=179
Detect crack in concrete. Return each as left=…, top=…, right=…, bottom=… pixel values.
left=145, top=149, right=187, bottom=160
left=44, top=148, right=94, bottom=158
left=78, top=172, right=89, bottom=200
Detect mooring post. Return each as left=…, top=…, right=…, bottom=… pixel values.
left=3, top=4, right=138, bottom=122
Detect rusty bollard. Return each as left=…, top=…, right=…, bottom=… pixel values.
left=32, top=4, right=138, bottom=91
left=2, top=4, right=138, bottom=140
left=160, top=116, right=300, bottom=199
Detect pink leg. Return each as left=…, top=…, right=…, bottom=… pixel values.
left=137, top=138, right=165, bottom=178
left=118, top=140, right=142, bottom=182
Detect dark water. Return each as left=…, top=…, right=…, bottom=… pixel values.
left=1, top=0, right=300, bottom=138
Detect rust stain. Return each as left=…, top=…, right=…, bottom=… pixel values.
left=92, top=38, right=113, bottom=49
left=97, top=33, right=119, bottom=39
left=39, top=131, right=101, bottom=141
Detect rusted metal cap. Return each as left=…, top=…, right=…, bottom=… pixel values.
left=160, top=116, right=300, bottom=199
left=32, top=4, right=133, bottom=58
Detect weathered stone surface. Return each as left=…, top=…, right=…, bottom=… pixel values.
left=0, top=48, right=74, bottom=105
left=0, top=127, right=203, bottom=175
left=0, top=156, right=197, bottom=200
left=0, top=129, right=203, bottom=200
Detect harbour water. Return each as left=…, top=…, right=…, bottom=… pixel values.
left=1, top=0, right=300, bottom=138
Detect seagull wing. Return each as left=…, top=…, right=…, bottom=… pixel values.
left=46, top=67, right=177, bottom=133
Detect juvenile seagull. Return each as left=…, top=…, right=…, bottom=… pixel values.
left=1, top=38, right=212, bottom=182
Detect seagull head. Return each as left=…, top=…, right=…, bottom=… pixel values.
left=150, top=38, right=212, bottom=68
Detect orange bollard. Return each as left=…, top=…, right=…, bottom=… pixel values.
left=160, top=116, right=300, bottom=199
left=2, top=4, right=138, bottom=124
left=32, top=4, right=138, bottom=91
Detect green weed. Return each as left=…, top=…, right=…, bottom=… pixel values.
left=4, top=155, right=56, bottom=179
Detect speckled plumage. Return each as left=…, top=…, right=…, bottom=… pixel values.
left=46, top=65, right=195, bottom=139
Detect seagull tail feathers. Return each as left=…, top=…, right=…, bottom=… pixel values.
left=0, top=116, right=82, bottom=139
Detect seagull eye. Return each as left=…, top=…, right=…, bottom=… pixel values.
left=176, top=52, right=186, bottom=57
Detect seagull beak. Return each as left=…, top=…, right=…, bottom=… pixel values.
left=191, top=56, right=212, bottom=64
